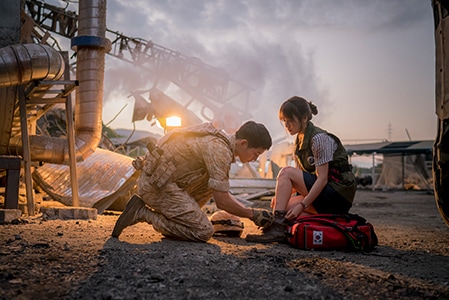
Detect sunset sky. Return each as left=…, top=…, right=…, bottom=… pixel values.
left=51, top=0, right=436, bottom=144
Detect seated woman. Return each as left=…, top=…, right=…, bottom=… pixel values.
left=246, top=96, right=357, bottom=243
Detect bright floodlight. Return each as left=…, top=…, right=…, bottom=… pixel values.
left=166, top=116, right=181, bottom=127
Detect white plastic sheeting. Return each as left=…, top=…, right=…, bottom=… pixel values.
left=32, top=148, right=139, bottom=213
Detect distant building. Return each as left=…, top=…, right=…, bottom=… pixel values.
left=345, top=140, right=433, bottom=191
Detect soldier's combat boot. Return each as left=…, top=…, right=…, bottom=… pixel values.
left=112, top=195, right=152, bottom=237
left=245, top=210, right=288, bottom=243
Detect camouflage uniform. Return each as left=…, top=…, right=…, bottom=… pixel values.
left=133, top=123, right=235, bottom=242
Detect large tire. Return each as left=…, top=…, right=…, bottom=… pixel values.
left=433, top=118, right=449, bottom=226
left=433, top=0, right=449, bottom=227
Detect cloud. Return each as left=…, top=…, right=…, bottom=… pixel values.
left=45, top=0, right=435, bottom=141
left=103, top=0, right=336, bottom=139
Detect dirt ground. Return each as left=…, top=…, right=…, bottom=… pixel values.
left=0, top=189, right=448, bottom=300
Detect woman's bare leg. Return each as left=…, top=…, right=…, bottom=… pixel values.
left=273, top=166, right=308, bottom=211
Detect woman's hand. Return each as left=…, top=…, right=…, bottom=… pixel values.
left=285, top=203, right=304, bottom=220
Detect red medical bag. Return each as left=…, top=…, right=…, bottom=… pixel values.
left=286, top=214, right=378, bottom=252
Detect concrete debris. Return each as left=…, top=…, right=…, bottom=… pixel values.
left=41, top=207, right=97, bottom=220
left=0, top=209, right=21, bottom=223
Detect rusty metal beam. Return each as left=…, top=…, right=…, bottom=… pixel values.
left=23, top=0, right=77, bottom=39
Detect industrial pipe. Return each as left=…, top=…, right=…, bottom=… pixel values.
left=0, top=43, right=65, bottom=88
left=1, top=0, right=109, bottom=164
left=70, top=0, right=110, bottom=162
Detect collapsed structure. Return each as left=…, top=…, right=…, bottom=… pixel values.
left=0, top=0, right=261, bottom=214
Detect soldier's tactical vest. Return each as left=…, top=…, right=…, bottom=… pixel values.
left=134, top=123, right=232, bottom=202
left=295, top=122, right=356, bottom=204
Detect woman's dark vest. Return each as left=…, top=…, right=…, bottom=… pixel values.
left=295, top=122, right=357, bottom=204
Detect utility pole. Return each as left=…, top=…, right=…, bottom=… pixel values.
left=387, top=123, right=393, bottom=141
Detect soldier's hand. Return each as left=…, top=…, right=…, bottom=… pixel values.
left=132, top=156, right=145, bottom=170
left=250, top=208, right=273, bottom=229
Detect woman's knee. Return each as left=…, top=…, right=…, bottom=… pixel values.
left=277, top=166, right=294, bottom=179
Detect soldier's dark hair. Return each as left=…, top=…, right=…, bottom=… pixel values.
left=236, top=121, right=272, bottom=150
